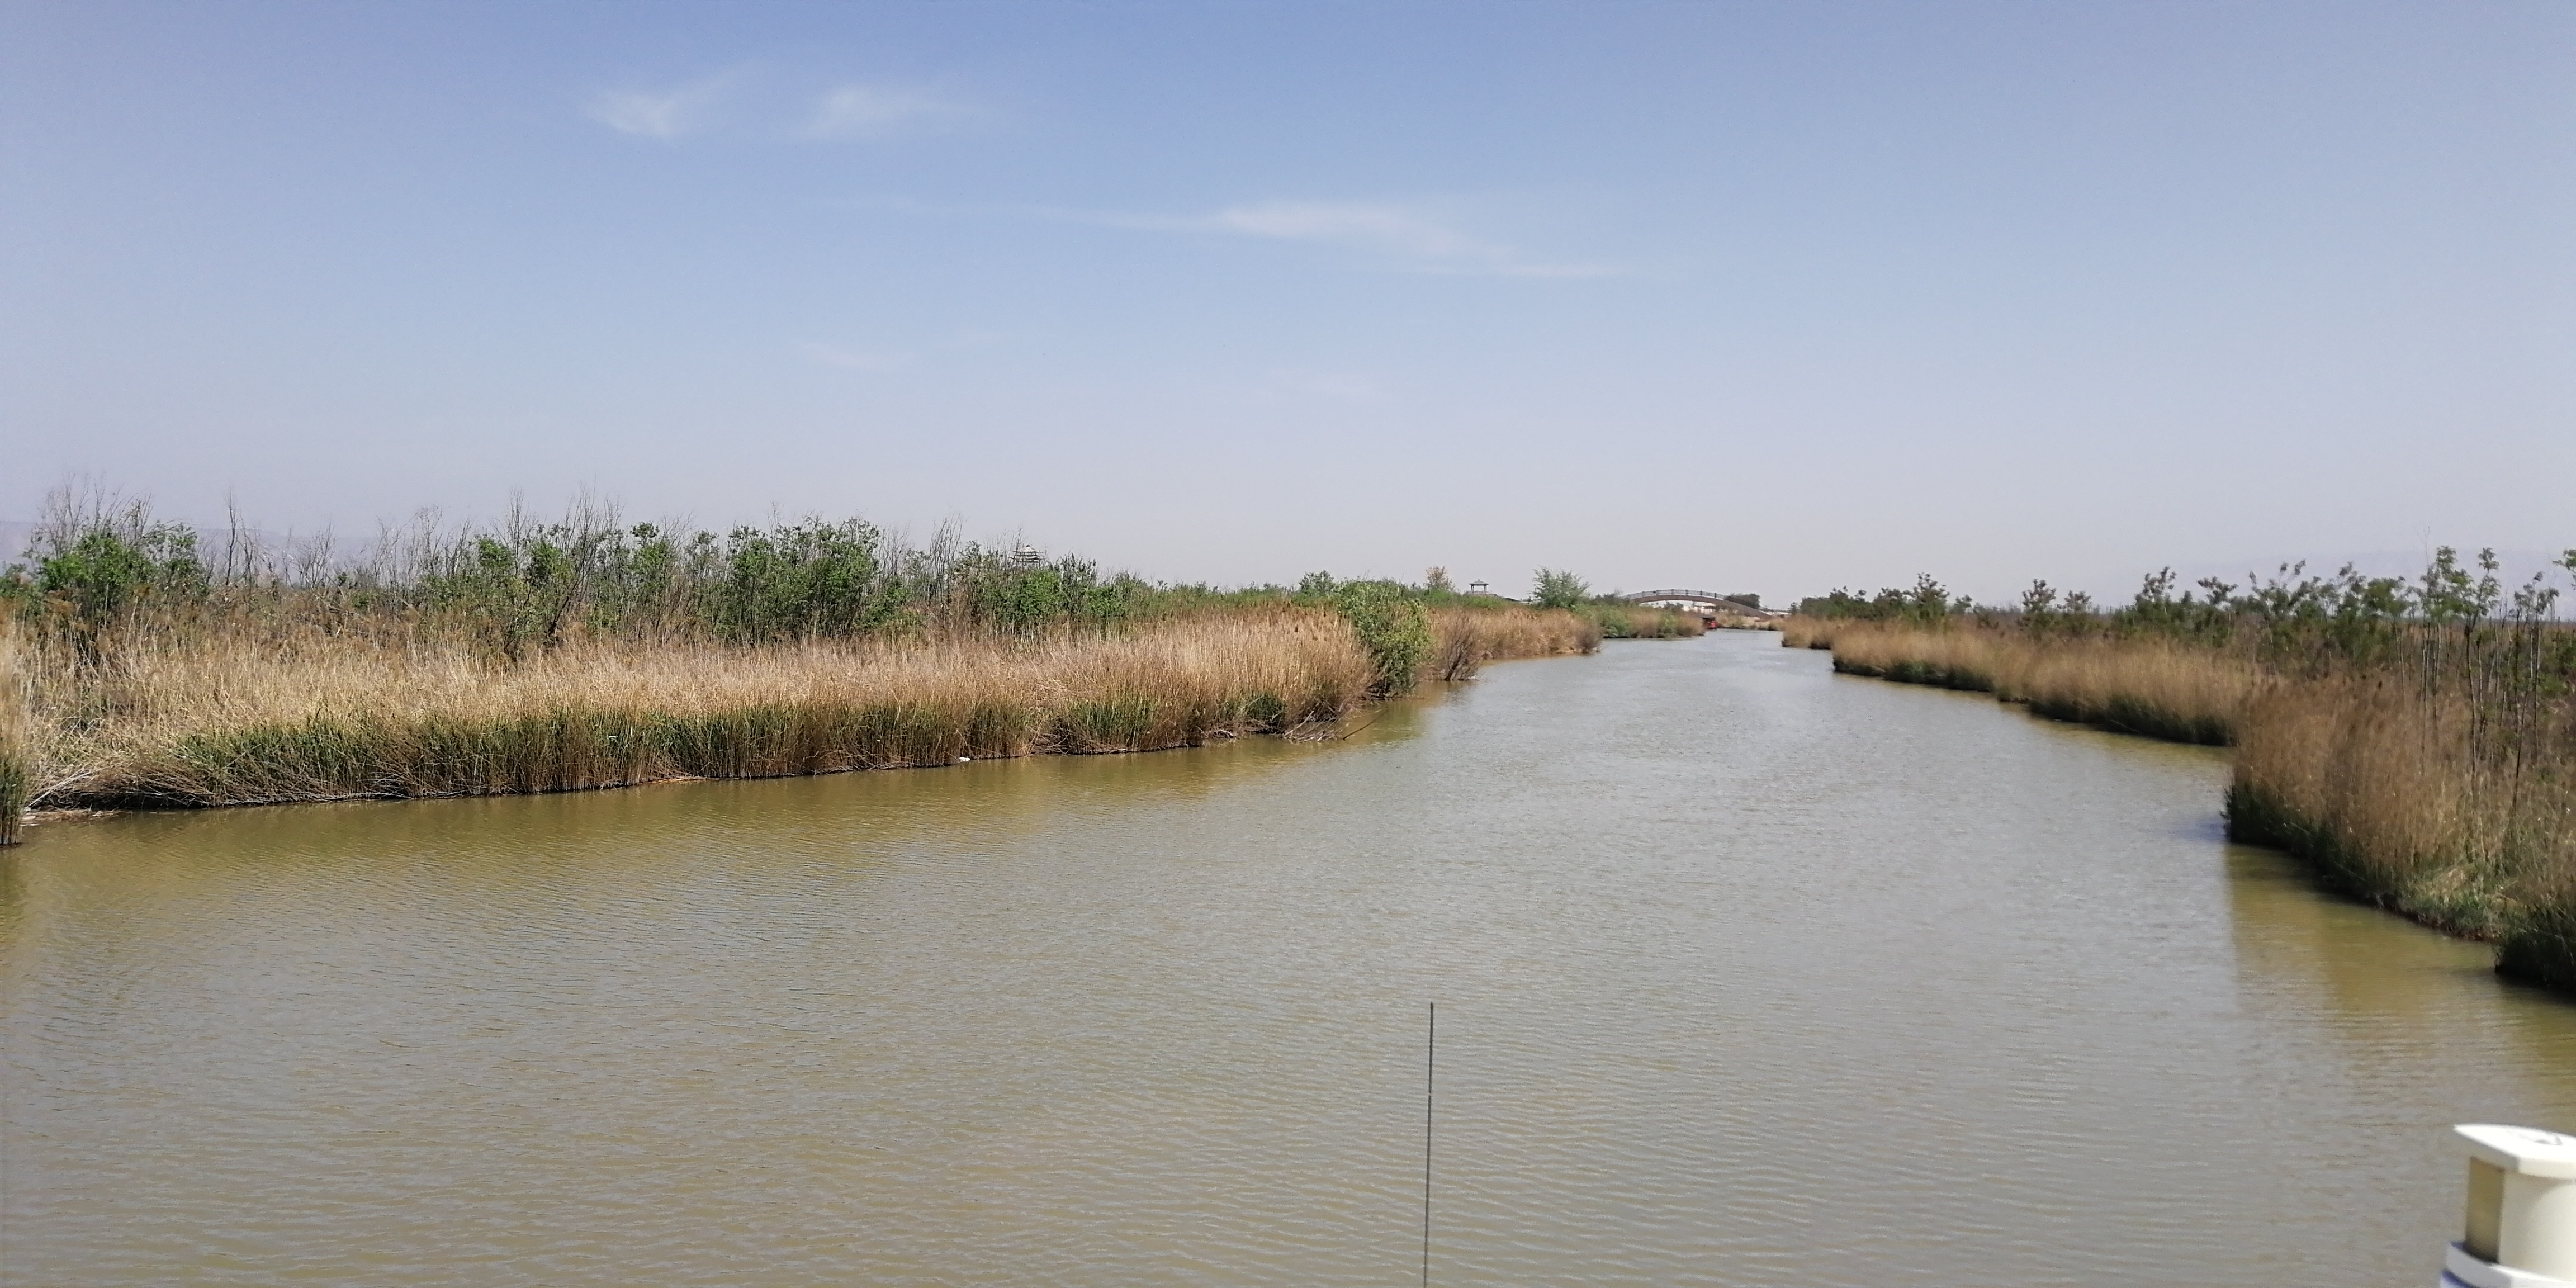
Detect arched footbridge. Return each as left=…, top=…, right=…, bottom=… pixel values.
left=1617, top=589, right=1780, bottom=616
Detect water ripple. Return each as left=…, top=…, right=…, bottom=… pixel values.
left=7, top=635, right=2576, bottom=1285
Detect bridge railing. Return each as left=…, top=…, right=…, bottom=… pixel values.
left=1617, top=590, right=1784, bottom=614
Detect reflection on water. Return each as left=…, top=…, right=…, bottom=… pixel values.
left=5, top=633, right=2573, bottom=1286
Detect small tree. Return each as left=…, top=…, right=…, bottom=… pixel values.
left=23, top=500, right=209, bottom=659
left=1533, top=568, right=1588, bottom=610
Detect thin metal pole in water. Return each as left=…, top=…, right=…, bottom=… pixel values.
left=1422, top=1001, right=1435, bottom=1288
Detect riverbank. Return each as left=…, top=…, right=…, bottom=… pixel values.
left=1784, top=608, right=2576, bottom=992
left=0, top=499, right=1607, bottom=826
left=1786, top=617, right=2251, bottom=745
left=1583, top=603, right=1708, bottom=640
left=3, top=605, right=1599, bottom=818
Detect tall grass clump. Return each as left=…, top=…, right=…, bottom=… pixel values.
left=1291, top=569, right=1602, bottom=689
left=1427, top=605, right=1601, bottom=681
left=1584, top=602, right=1708, bottom=640
left=50, top=612, right=1378, bottom=807
left=1793, top=551, right=2576, bottom=990
left=2223, top=577, right=2576, bottom=974
left=0, top=622, right=29, bottom=844
left=1817, top=621, right=2252, bottom=745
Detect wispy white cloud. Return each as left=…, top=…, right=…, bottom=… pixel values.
left=1088, top=201, right=1618, bottom=278
left=1214, top=203, right=1495, bottom=259
left=804, top=83, right=966, bottom=139
left=584, top=75, right=733, bottom=139
left=828, top=195, right=1618, bottom=278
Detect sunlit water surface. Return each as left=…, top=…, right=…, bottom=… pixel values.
left=7, top=633, right=2574, bottom=1285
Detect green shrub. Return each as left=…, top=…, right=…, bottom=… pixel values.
left=1333, top=580, right=1434, bottom=696
left=1533, top=568, right=1589, bottom=610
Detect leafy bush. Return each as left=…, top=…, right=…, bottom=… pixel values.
left=1794, top=574, right=1963, bottom=623
left=709, top=519, right=899, bottom=642
left=12, top=512, right=209, bottom=657
left=1332, top=580, right=1434, bottom=696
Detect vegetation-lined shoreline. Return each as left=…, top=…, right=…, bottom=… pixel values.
left=0, top=494, right=1679, bottom=838
left=1788, top=554, right=2576, bottom=991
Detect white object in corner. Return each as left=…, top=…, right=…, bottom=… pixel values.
left=2445, top=1125, right=2576, bottom=1288
left=2446, top=1241, right=2576, bottom=1288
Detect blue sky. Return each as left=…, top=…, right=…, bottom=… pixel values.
left=4, top=1, right=2570, bottom=603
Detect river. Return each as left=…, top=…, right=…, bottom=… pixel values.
left=6, top=632, right=2574, bottom=1285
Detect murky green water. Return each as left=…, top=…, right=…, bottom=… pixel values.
left=6, top=633, right=2573, bottom=1285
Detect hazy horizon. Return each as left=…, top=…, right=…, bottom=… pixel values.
left=7, top=2, right=2570, bottom=605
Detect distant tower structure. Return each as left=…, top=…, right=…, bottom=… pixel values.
left=1007, top=543, right=1046, bottom=569
left=1468, top=580, right=1490, bottom=595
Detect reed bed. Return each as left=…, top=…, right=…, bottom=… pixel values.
left=26, top=609, right=1380, bottom=808
left=1586, top=604, right=1708, bottom=640
left=0, top=494, right=1622, bottom=828
left=2230, top=674, right=2576, bottom=973
left=1808, top=619, right=2254, bottom=745
left=11, top=600, right=1599, bottom=815
left=0, top=622, right=29, bottom=844
left=1429, top=606, right=1602, bottom=681
left=1790, top=599, right=2576, bottom=991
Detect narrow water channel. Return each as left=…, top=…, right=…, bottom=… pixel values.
left=6, top=632, right=2573, bottom=1286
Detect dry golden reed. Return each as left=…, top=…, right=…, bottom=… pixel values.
left=0, top=490, right=1611, bottom=832
left=29, top=610, right=1375, bottom=807
left=1591, top=604, right=1709, bottom=640
left=8, top=602, right=1599, bottom=816
left=0, top=621, right=29, bottom=844
left=1429, top=606, right=1602, bottom=681
left=1791, top=612, right=2576, bottom=989
left=2230, top=674, right=2576, bottom=948
left=1793, top=618, right=2256, bottom=745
